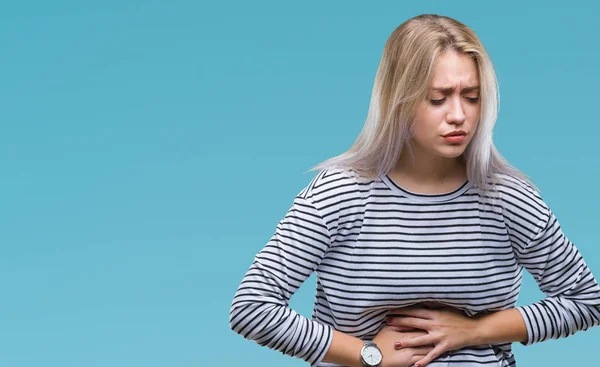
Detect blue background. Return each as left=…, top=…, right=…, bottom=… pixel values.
left=1, top=1, right=598, bottom=366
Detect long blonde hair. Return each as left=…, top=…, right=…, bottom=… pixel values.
left=313, top=14, right=530, bottom=192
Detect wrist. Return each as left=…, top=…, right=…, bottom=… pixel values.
left=471, top=314, right=488, bottom=345
left=323, top=330, right=366, bottom=367
left=359, top=340, right=383, bottom=367
left=470, top=308, right=528, bottom=345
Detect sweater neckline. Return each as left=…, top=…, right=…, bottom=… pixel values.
left=380, top=174, right=472, bottom=203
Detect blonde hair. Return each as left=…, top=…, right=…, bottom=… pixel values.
left=313, top=14, right=531, bottom=192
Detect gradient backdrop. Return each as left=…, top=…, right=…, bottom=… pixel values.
left=1, top=1, right=599, bottom=366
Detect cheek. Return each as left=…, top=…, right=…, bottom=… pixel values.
left=413, top=111, right=443, bottom=137
left=468, top=104, right=481, bottom=122
left=411, top=121, right=440, bottom=148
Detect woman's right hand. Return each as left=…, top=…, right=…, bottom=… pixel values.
left=373, top=326, right=433, bottom=367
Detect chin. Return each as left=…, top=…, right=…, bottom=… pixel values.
left=436, top=146, right=467, bottom=159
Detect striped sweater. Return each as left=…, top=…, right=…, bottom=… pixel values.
left=230, top=169, right=600, bottom=366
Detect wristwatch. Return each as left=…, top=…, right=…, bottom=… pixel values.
left=360, top=341, right=382, bottom=367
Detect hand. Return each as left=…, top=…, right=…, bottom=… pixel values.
left=386, top=306, right=478, bottom=367
left=372, top=326, right=434, bottom=367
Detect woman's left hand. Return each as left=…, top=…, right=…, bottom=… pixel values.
left=386, top=306, right=479, bottom=367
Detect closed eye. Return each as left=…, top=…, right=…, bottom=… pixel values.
left=430, top=96, right=480, bottom=106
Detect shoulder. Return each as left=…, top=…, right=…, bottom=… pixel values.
left=297, top=168, right=377, bottom=213
left=296, top=168, right=377, bottom=237
left=491, top=172, right=550, bottom=229
left=298, top=168, right=371, bottom=199
left=493, top=173, right=541, bottom=202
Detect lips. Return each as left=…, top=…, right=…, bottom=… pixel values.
left=442, top=130, right=467, bottom=137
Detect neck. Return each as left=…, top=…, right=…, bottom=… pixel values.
left=392, top=149, right=467, bottom=187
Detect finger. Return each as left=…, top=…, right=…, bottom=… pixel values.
left=421, top=301, right=446, bottom=309
left=389, top=305, right=424, bottom=314
left=410, top=354, right=439, bottom=367
left=397, top=331, right=430, bottom=340
left=387, top=316, right=429, bottom=329
left=414, top=344, right=447, bottom=367
left=404, top=346, right=435, bottom=355
left=387, top=326, right=420, bottom=332
left=394, top=334, right=436, bottom=349
left=411, top=355, right=428, bottom=364
left=388, top=308, right=435, bottom=319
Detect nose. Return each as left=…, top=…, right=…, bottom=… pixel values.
left=446, top=97, right=466, bottom=125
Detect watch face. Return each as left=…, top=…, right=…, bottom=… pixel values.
left=362, top=345, right=382, bottom=366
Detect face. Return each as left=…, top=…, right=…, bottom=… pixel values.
left=410, top=50, right=481, bottom=160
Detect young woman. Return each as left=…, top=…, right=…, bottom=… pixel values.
left=229, top=14, right=600, bottom=367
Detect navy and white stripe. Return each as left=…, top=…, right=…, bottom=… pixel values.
left=230, top=169, right=600, bottom=366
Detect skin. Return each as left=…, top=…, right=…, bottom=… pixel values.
left=386, top=306, right=528, bottom=367
left=389, top=48, right=482, bottom=194
left=321, top=50, right=528, bottom=367
left=324, top=329, right=434, bottom=367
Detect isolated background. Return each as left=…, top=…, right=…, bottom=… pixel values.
left=1, top=1, right=599, bottom=366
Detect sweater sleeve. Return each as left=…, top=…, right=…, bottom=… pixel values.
left=503, top=183, right=600, bottom=345
left=229, top=195, right=334, bottom=366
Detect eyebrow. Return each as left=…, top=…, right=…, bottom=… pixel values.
left=431, top=86, right=480, bottom=94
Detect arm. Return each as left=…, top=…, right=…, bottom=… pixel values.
left=229, top=195, right=334, bottom=366
left=389, top=183, right=600, bottom=367
left=472, top=308, right=528, bottom=344
left=324, top=330, right=365, bottom=367
left=326, top=328, right=436, bottom=367
left=388, top=224, right=600, bottom=367
left=386, top=306, right=528, bottom=365
left=511, top=208, right=600, bottom=345
left=231, top=182, right=435, bottom=367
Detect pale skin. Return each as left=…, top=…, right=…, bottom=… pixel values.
left=321, top=49, right=528, bottom=367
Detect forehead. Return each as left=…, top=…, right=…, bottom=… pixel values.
left=430, top=50, right=479, bottom=88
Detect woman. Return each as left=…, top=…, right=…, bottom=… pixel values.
left=229, top=14, right=600, bottom=367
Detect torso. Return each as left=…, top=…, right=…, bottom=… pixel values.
left=310, top=169, right=521, bottom=366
